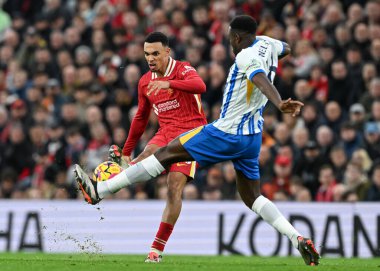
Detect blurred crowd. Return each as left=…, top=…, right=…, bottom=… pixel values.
left=0, top=0, right=379, bottom=202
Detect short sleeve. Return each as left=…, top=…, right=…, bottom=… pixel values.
left=236, top=51, right=266, bottom=81
left=257, top=36, right=286, bottom=56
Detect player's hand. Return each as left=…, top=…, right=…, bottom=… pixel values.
left=278, top=98, right=304, bottom=117
left=147, top=81, right=170, bottom=96
left=123, top=156, right=132, bottom=164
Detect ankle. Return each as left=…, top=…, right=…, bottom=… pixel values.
left=150, top=248, right=163, bottom=256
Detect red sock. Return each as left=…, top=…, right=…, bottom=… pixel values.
left=151, top=222, right=174, bottom=252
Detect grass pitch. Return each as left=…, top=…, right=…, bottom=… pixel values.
left=0, top=253, right=378, bottom=271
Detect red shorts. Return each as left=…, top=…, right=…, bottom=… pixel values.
left=147, top=128, right=197, bottom=179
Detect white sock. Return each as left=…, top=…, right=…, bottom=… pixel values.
left=97, top=155, right=165, bottom=198
left=252, top=195, right=300, bottom=249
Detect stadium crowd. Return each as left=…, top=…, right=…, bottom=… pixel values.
left=0, top=0, right=379, bottom=202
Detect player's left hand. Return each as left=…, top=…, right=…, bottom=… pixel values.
left=147, top=81, right=170, bottom=96
left=278, top=98, right=304, bottom=117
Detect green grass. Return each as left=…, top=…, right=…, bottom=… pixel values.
left=0, top=253, right=378, bottom=271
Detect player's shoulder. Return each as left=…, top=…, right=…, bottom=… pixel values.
left=175, top=60, right=195, bottom=70
left=235, top=45, right=259, bottom=66
left=256, top=35, right=275, bottom=43
left=174, top=60, right=197, bottom=75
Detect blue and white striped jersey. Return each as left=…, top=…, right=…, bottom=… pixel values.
left=213, top=35, right=285, bottom=135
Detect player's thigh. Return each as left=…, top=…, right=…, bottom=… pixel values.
left=155, top=138, right=194, bottom=167
left=178, top=125, right=236, bottom=167
left=232, top=132, right=262, bottom=180
left=232, top=156, right=260, bottom=181
left=134, top=131, right=167, bottom=162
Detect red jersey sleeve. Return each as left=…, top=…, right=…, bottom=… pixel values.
left=168, top=64, right=206, bottom=94
left=122, top=79, right=151, bottom=156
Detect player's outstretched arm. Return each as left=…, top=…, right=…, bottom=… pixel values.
left=252, top=72, right=303, bottom=117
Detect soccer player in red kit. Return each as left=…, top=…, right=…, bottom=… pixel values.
left=109, top=32, right=207, bottom=262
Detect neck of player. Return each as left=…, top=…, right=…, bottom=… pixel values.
left=156, top=57, right=170, bottom=78
left=237, top=37, right=255, bottom=55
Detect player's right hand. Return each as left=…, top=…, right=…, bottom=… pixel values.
left=279, top=98, right=304, bottom=117
left=123, top=156, right=132, bottom=164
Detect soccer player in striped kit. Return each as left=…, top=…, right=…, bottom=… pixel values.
left=76, top=16, right=320, bottom=265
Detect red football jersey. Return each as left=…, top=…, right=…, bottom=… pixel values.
left=122, top=57, right=207, bottom=156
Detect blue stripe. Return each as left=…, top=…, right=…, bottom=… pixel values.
left=237, top=112, right=251, bottom=135
left=258, top=118, right=263, bottom=132
left=248, top=69, right=265, bottom=81
left=221, top=64, right=239, bottom=118
left=281, top=42, right=286, bottom=55
left=248, top=115, right=254, bottom=134
left=257, top=106, right=264, bottom=132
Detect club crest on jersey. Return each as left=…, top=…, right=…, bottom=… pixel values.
left=182, top=65, right=196, bottom=75
left=247, top=59, right=261, bottom=70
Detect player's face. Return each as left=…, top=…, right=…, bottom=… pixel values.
left=144, top=42, right=170, bottom=74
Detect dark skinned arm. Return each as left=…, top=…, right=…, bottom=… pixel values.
left=251, top=72, right=303, bottom=117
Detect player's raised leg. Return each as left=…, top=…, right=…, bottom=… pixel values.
left=75, top=138, right=192, bottom=204
left=235, top=171, right=320, bottom=266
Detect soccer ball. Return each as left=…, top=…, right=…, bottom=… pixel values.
left=93, top=161, right=122, bottom=182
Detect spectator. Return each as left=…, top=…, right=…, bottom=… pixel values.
left=366, top=164, right=380, bottom=201
left=299, top=101, right=323, bottom=140
left=361, top=62, right=377, bottom=92
left=316, top=165, right=337, bottom=202
left=309, top=65, right=329, bottom=103
left=360, top=77, right=380, bottom=112
left=370, top=39, right=380, bottom=72
left=274, top=61, right=296, bottom=100
left=220, top=162, right=237, bottom=199
left=316, top=125, right=335, bottom=161
left=294, top=79, right=314, bottom=103
left=262, top=155, right=293, bottom=200
left=295, top=140, right=324, bottom=198
left=329, top=145, right=348, bottom=183
left=348, top=103, right=366, bottom=131
left=338, top=121, right=363, bottom=159
left=183, top=183, right=199, bottom=200
left=343, top=162, right=370, bottom=201
left=334, top=24, right=351, bottom=59
left=332, top=183, right=347, bottom=202
left=293, top=39, right=320, bottom=78
left=328, top=60, right=353, bottom=109
left=361, top=122, right=380, bottom=161
left=291, top=126, right=309, bottom=162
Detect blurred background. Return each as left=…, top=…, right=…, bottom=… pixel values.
left=0, top=0, right=379, bottom=204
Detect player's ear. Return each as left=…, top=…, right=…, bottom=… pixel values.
left=235, top=32, right=242, bottom=43
left=166, top=47, right=171, bottom=55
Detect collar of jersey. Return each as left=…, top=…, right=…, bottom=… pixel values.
left=151, top=57, right=176, bottom=79
left=250, top=39, right=259, bottom=47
